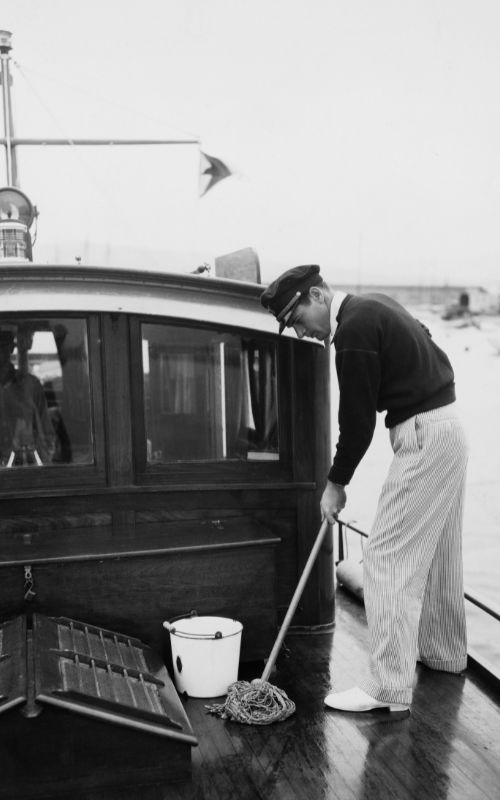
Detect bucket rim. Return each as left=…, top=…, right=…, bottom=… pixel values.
left=164, top=616, right=243, bottom=640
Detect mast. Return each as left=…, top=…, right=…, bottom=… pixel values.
left=0, top=30, right=18, bottom=187
left=0, top=31, right=33, bottom=261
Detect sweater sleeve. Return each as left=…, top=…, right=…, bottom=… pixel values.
left=328, top=347, right=380, bottom=486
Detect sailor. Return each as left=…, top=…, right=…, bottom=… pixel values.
left=0, top=329, right=55, bottom=466
left=261, top=265, right=468, bottom=713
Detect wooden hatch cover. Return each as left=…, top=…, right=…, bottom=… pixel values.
left=0, top=613, right=197, bottom=745
left=0, top=615, right=27, bottom=713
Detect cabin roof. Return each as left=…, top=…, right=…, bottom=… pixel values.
left=0, top=262, right=320, bottom=343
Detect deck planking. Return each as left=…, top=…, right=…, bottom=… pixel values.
left=18, top=590, right=500, bottom=800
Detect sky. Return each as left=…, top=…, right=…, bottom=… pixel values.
left=1, top=0, right=500, bottom=288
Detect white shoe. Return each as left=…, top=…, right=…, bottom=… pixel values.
left=324, top=686, right=409, bottom=713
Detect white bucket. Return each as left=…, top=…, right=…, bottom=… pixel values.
left=163, top=615, right=243, bottom=698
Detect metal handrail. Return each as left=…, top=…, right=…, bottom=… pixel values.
left=463, top=591, right=500, bottom=622
left=336, top=518, right=500, bottom=623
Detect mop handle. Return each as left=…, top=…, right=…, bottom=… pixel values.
left=260, top=518, right=330, bottom=683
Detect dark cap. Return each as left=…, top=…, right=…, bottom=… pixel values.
left=261, top=264, right=322, bottom=333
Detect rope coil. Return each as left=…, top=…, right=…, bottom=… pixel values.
left=206, top=678, right=296, bottom=725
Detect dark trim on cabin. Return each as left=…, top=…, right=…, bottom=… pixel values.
left=0, top=481, right=317, bottom=500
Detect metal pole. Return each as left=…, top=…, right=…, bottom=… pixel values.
left=0, top=52, right=13, bottom=185
left=260, top=520, right=330, bottom=682
left=0, top=30, right=17, bottom=186
left=0, top=138, right=200, bottom=146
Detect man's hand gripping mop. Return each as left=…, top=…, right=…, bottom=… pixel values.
left=207, top=519, right=330, bottom=725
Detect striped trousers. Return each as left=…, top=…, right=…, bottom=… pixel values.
left=359, top=403, right=468, bottom=705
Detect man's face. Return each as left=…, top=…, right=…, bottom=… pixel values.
left=287, top=289, right=331, bottom=341
left=0, top=340, right=14, bottom=366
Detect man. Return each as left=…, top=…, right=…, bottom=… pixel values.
left=0, top=329, right=55, bottom=466
left=261, top=265, right=468, bottom=714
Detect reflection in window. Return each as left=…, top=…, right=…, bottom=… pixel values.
left=0, top=319, right=93, bottom=468
left=142, top=324, right=279, bottom=464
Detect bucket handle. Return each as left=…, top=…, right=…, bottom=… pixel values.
left=163, top=609, right=198, bottom=635
left=165, top=628, right=230, bottom=640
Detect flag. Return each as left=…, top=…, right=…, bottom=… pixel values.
left=199, top=151, right=232, bottom=196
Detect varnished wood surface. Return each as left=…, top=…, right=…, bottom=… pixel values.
left=7, top=589, right=499, bottom=800
left=0, top=546, right=278, bottom=661
left=0, top=518, right=280, bottom=565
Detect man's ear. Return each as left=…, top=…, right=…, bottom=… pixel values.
left=308, top=286, right=325, bottom=304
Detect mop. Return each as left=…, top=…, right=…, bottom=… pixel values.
left=206, top=519, right=330, bottom=724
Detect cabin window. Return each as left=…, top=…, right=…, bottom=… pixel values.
left=141, top=323, right=279, bottom=463
left=0, top=319, right=94, bottom=468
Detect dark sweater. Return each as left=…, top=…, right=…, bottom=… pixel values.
left=328, top=293, right=456, bottom=486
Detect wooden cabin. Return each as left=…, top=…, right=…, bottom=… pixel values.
left=0, top=261, right=333, bottom=794
left=0, top=263, right=333, bottom=661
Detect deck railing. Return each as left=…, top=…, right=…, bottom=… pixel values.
left=335, top=518, right=500, bottom=683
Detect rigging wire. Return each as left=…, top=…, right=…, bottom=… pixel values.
left=12, top=60, right=201, bottom=142
left=13, top=62, right=133, bottom=219
left=13, top=62, right=78, bottom=146
left=11, top=61, right=195, bottom=264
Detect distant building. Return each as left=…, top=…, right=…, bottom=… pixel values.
left=336, top=284, right=497, bottom=312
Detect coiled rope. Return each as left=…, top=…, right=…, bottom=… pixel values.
left=206, top=678, right=295, bottom=725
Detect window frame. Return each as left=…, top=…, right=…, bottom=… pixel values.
left=0, top=313, right=106, bottom=491
left=129, top=316, right=292, bottom=484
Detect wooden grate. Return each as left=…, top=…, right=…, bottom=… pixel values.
left=32, top=614, right=196, bottom=741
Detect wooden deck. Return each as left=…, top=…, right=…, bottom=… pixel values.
left=51, top=589, right=500, bottom=800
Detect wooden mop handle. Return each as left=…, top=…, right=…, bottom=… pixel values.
left=260, top=519, right=330, bottom=683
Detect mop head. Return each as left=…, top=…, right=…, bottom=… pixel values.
left=206, top=678, right=296, bottom=725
